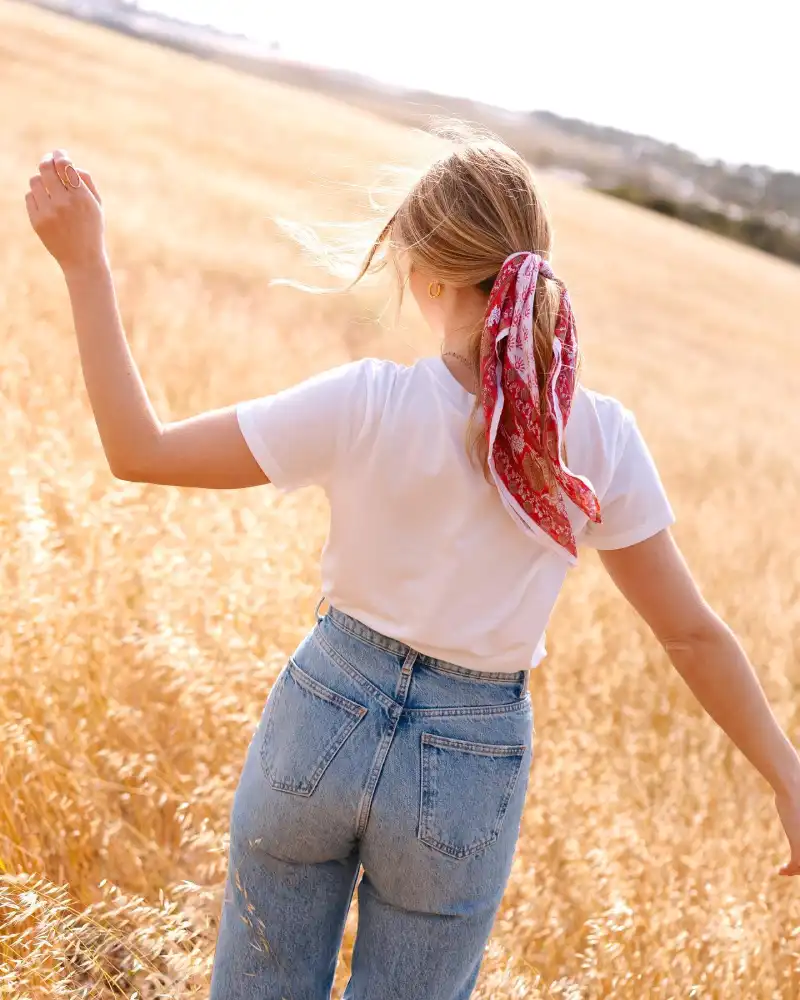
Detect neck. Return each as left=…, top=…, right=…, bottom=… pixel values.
left=435, top=294, right=487, bottom=394
left=440, top=344, right=478, bottom=394
left=441, top=316, right=481, bottom=358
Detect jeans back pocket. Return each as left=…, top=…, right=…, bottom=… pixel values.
left=261, top=659, right=367, bottom=797
left=418, top=732, right=526, bottom=860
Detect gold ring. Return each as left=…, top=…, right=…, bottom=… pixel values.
left=63, top=164, right=81, bottom=189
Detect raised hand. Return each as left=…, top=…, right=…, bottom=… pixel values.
left=25, top=149, right=105, bottom=274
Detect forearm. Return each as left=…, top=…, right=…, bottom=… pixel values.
left=63, top=259, right=162, bottom=474
left=26, top=149, right=269, bottom=491
left=666, top=616, right=800, bottom=797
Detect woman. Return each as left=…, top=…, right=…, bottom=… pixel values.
left=26, top=140, right=800, bottom=1000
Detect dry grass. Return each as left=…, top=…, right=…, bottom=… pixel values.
left=2, top=2, right=800, bottom=996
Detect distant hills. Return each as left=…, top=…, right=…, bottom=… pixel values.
left=26, top=0, right=800, bottom=265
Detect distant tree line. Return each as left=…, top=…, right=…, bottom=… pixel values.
left=30, top=0, right=800, bottom=274
left=600, top=185, right=800, bottom=266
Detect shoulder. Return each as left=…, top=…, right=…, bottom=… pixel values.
left=320, top=356, right=398, bottom=382
left=304, top=357, right=406, bottom=410
left=566, top=385, right=638, bottom=495
left=335, top=356, right=436, bottom=407
left=331, top=356, right=408, bottom=391
left=570, top=384, right=634, bottom=447
left=573, top=384, right=632, bottom=424
left=316, top=358, right=413, bottom=444
left=572, top=387, right=675, bottom=546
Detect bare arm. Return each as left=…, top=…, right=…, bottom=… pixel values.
left=61, top=265, right=267, bottom=487
left=601, top=529, right=800, bottom=873
left=26, top=150, right=267, bottom=489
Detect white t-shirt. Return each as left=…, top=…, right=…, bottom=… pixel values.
left=237, top=356, right=674, bottom=672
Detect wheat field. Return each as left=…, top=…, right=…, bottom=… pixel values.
left=2, top=2, right=800, bottom=997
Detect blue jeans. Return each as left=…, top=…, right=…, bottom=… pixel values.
left=209, top=606, right=534, bottom=1000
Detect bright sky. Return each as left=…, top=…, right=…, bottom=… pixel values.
left=140, top=0, right=800, bottom=172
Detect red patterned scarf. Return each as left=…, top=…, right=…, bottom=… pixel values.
left=480, top=251, right=601, bottom=562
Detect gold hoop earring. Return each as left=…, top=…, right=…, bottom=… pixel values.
left=428, top=281, right=443, bottom=299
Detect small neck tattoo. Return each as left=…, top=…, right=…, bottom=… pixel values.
left=441, top=350, right=471, bottom=368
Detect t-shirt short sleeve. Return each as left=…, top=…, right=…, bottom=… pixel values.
left=582, top=413, right=675, bottom=550
left=235, top=359, right=374, bottom=492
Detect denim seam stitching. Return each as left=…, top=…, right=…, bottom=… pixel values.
left=393, top=647, right=417, bottom=703
left=259, top=663, right=367, bottom=797
left=355, top=719, right=400, bottom=839
left=418, top=659, right=527, bottom=684
left=421, top=732, right=527, bottom=756
left=419, top=733, right=436, bottom=848
left=402, top=696, right=532, bottom=719
left=419, top=740, right=499, bottom=859
left=317, top=625, right=531, bottom=719
left=417, top=731, right=427, bottom=844
left=263, top=712, right=365, bottom=797
left=492, top=752, right=525, bottom=840
left=330, top=613, right=528, bottom=686
left=424, top=831, right=500, bottom=860
left=417, top=737, right=526, bottom=860
left=288, top=658, right=367, bottom=718
left=314, top=629, right=397, bottom=713
left=327, top=614, right=407, bottom=658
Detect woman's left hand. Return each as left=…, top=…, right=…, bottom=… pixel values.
left=25, top=149, right=106, bottom=274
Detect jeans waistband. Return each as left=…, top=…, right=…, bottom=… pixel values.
left=316, top=599, right=529, bottom=694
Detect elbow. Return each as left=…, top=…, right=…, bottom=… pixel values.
left=106, top=431, right=165, bottom=483
left=660, top=608, right=730, bottom=662
left=109, top=464, right=144, bottom=483
left=107, top=454, right=151, bottom=483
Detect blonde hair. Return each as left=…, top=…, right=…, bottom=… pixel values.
left=280, top=131, right=565, bottom=482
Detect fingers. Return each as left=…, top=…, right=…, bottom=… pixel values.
left=51, top=148, right=76, bottom=188
left=38, top=151, right=69, bottom=203
left=52, top=151, right=103, bottom=206
left=43, top=149, right=92, bottom=197
left=78, top=169, right=101, bottom=205
left=24, top=190, right=37, bottom=226
left=52, top=152, right=82, bottom=195
left=28, top=174, right=48, bottom=210
left=25, top=148, right=103, bottom=251
left=30, top=148, right=101, bottom=207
